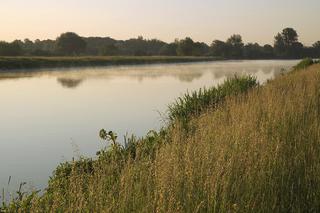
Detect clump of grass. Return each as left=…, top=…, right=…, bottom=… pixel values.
left=3, top=63, right=320, bottom=212
left=293, top=58, right=315, bottom=70
left=168, top=75, right=258, bottom=127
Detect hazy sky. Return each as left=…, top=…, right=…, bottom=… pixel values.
left=1, top=0, right=319, bottom=45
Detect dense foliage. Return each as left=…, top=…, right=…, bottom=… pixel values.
left=0, top=28, right=319, bottom=59
left=56, top=32, right=87, bottom=55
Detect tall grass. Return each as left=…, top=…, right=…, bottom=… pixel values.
left=3, top=63, right=320, bottom=212
left=168, top=75, right=257, bottom=127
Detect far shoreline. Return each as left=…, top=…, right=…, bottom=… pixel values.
left=0, top=56, right=222, bottom=72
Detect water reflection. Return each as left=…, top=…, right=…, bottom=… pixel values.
left=57, top=78, right=84, bottom=89
left=0, top=60, right=296, bottom=89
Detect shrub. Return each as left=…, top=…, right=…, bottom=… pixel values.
left=293, top=58, right=314, bottom=70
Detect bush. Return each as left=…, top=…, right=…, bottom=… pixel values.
left=293, top=58, right=314, bottom=70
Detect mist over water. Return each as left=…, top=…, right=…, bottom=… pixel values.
left=0, top=60, right=298, bottom=192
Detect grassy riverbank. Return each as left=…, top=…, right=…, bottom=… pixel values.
left=0, top=56, right=218, bottom=70
left=2, top=60, right=320, bottom=212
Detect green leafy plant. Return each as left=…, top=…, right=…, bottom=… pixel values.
left=99, top=129, right=118, bottom=146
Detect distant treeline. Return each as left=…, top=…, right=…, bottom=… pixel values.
left=1, top=28, right=319, bottom=59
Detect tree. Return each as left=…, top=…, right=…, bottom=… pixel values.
left=122, top=37, right=148, bottom=56
left=281, top=28, right=298, bottom=46
left=243, top=43, right=262, bottom=59
left=193, top=42, right=210, bottom=56
left=274, top=28, right=302, bottom=58
left=176, top=37, right=194, bottom=56
left=0, top=41, right=23, bottom=56
left=226, top=34, right=244, bottom=58
left=22, top=39, right=34, bottom=54
left=262, top=44, right=274, bottom=58
left=101, top=44, right=119, bottom=56
left=210, top=40, right=230, bottom=58
left=159, top=43, right=178, bottom=56
left=84, top=37, right=117, bottom=55
left=274, top=33, right=286, bottom=57
left=313, top=41, right=320, bottom=49
left=146, top=39, right=166, bottom=55
left=313, top=41, right=320, bottom=57
left=56, top=32, right=86, bottom=55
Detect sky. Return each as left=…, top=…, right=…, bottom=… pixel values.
left=0, top=0, right=320, bottom=45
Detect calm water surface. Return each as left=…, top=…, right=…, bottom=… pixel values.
left=0, top=60, right=298, bottom=192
